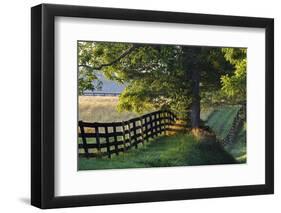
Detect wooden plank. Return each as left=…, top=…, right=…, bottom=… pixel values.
left=144, top=116, right=149, bottom=142
left=126, top=121, right=132, bottom=147
left=81, top=121, right=123, bottom=127
left=160, top=111, right=165, bottom=134
left=139, top=118, right=145, bottom=145
left=79, top=141, right=126, bottom=149
left=163, top=112, right=167, bottom=135
left=149, top=114, right=155, bottom=138
left=78, top=121, right=89, bottom=158
left=78, top=143, right=98, bottom=149
left=121, top=121, right=126, bottom=152
left=133, top=120, right=138, bottom=149
left=130, top=133, right=142, bottom=141
left=123, top=129, right=130, bottom=134
left=153, top=114, right=157, bottom=137
left=159, top=112, right=162, bottom=135
left=169, top=111, right=173, bottom=125
left=110, top=140, right=127, bottom=147
left=78, top=109, right=178, bottom=159
left=94, top=122, right=123, bottom=127
left=104, top=126, right=111, bottom=158
left=156, top=112, right=160, bottom=136
left=78, top=131, right=123, bottom=138
left=129, top=125, right=142, bottom=131
left=95, top=126, right=101, bottom=153
left=113, top=126, right=119, bottom=155
left=79, top=121, right=99, bottom=128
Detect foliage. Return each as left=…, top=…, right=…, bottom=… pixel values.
left=78, top=133, right=236, bottom=170
left=78, top=42, right=103, bottom=94
left=78, top=41, right=247, bottom=122
left=220, top=48, right=247, bottom=103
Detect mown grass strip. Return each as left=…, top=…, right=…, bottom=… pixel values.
left=78, top=133, right=236, bottom=170
left=206, top=105, right=241, bottom=140
left=206, top=105, right=246, bottom=163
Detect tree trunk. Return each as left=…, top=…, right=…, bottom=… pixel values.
left=182, top=47, right=201, bottom=128
left=190, top=69, right=200, bottom=128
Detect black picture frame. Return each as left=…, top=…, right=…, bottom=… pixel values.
left=31, top=3, right=274, bottom=209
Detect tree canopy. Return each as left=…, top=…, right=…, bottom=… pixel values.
left=78, top=41, right=246, bottom=128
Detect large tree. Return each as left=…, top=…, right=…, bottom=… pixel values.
left=78, top=41, right=245, bottom=128
left=220, top=48, right=247, bottom=103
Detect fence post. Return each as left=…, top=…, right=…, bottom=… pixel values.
left=139, top=117, right=145, bottom=145
left=104, top=126, right=111, bottom=158
left=144, top=116, right=148, bottom=142
left=78, top=121, right=89, bottom=158
left=169, top=111, right=173, bottom=125
left=156, top=112, right=160, bottom=136
left=113, top=125, right=119, bottom=155
left=127, top=121, right=132, bottom=147
left=162, top=111, right=166, bottom=134
left=94, top=126, right=101, bottom=154
left=133, top=120, right=138, bottom=149
left=159, top=111, right=164, bottom=135
left=149, top=114, right=154, bottom=138
left=163, top=111, right=167, bottom=135
left=172, top=112, right=175, bottom=126
left=121, top=121, right=127, bottom=152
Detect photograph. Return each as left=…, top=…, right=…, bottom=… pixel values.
left=30, top=3, right=274, bottom=209
left=77, top=41, right=247, bottom=170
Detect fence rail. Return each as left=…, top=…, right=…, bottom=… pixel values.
left=78, top=110, right=177, bottom=158
left=82, top=92, right=120, bottom=96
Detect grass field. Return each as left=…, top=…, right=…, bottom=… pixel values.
left=205, top=106, right=246, bottom=163
left=78, top=97, right=246, bottom=169
left=224, top=121, right=247, bottom=163
left=206, top=105, right=241, bottom=140
left=78, top=133, right=236, bottom=170
left=200, top=107, right=215, bottom=121
left=79, top=96, right=214, bottom=123
left=79, top=96, right=140, bottom=122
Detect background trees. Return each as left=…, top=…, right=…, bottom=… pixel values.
left=78, top=41, right=246, bottom=128
left=220, top=48, right=247, bottom=103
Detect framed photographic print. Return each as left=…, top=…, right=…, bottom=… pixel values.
left=31, top=3, right=274, bottom=209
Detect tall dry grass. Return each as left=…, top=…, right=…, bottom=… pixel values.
left=79, top=96, right=139, bottom=123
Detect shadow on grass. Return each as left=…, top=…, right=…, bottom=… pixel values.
left=78, top=133, right=237, bottom=171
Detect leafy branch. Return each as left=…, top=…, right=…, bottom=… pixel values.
left=78, top=44, right=143, bottom=70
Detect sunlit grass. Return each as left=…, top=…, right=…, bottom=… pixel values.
left=78, top=100, right=246, bottom=169
left=78, top=133, right=236, bottom=170
left=206, top=105, right=241, bottom=140
left=79, top=96, right=140, bottom=122
left=200, top=107, right=215, bottom=121
left=206, top=106, right=246, bottom=163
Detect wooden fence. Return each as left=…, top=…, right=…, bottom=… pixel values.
left=78, top=110, right=177, bottom=158
left=82, top=92, right=120, bottom=96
